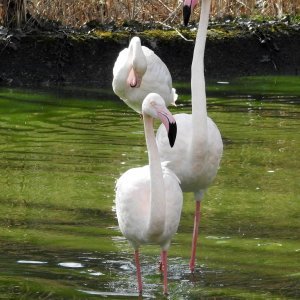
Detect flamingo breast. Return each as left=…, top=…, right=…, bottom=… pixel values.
left=156, top=114, right=223, bottom=194
left=115, top=165, right=183, bottom=249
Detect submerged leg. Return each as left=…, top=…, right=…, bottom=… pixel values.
left=134, top=249, right=142, bottom=295
left=161, top=250, right=168, bottom=295
left=190, top=201, right=201, bottom=272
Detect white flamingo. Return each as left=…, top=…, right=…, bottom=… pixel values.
left=115, top=93, right=183, bottom=295
left=112, top=36, right=177, bottom=113
left=156, top=0, right=223, bottom=272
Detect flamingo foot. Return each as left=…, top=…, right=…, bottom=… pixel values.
left=189, top=201, right=201, bottom=273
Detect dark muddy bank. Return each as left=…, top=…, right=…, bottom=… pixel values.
left=0, top=21, right=299, bottom=87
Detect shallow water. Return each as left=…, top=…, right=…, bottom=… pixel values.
left=0, top=76, right=299, bottom=299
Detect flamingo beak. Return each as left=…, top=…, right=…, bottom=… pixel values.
left=168, top=121, right=177, bottom=148
left=183, top=0, right=198, bottom=26
left=157, top=108, right=177, bottom=148
left=127, top=68, right=142, bottom=88
left=183, top=5, right=192, bottom=26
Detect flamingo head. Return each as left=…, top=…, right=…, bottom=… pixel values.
left=127, top=37, right=147, bottom=88
left=183, top=0, right=198, bottom=26
left=142, top=93, right=177, bottom=148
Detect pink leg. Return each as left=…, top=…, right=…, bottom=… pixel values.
left=161, top=250, right=168, bottom=295
left=134, top=249, right=142, bottom=295
left=189, top=201, right=201, bottom=272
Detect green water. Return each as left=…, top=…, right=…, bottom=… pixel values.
left=0, top=76, right=299, bottom=299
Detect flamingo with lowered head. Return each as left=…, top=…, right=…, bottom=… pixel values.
left=115, top=93, right=183, bottom=295
left=112, top=36, right=178, bottom=113
left=156, top=0, right=223, bottom=272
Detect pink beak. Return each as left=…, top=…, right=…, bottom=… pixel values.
left=183, top=0, right=198, bottom=26
left=127, top=68, right=141, bottom=88
left=157, top=106, right=177, bottom=148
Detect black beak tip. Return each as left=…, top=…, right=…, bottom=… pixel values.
left=168, top=122, right=177, bottom=148
left=183, top=5, right=191, bottom=26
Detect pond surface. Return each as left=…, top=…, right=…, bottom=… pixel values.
left=0, top=76, right=299, bottom=299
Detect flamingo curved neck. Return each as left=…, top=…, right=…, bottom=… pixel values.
left=130, top=39, right=146, bottom=75
left=191, top=0, right=211, bottom=149
left=143, top=114, right=166, bottom=237
left=117, top=39, right=145, bottom=82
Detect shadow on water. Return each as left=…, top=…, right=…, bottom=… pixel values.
left=0, top=76, right=299, bottom=299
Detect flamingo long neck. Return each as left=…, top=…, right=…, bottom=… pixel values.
left=114, top=43, right=135, bottom=89
left=191, top=0, right=211, bottom=150
left=132, top=40, right=145, bottom=70
left=143, top=115, right=166, bottom=237
left=118, top=39, right=141, bottom=79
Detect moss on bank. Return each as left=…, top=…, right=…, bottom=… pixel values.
left=0, top=20, right=299, bottom=87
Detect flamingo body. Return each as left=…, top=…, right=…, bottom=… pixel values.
left=115, top=93, right=183, bottom=294
left=156, top=114, right=222, bottom=194
left=116, top=164, right=182, bottom=250
left=112, top=37, right=177, bottom=113
left=156, top=0, right=223, bottom=271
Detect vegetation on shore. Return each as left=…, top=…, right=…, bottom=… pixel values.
left=0, top=0, right=299, bottom=30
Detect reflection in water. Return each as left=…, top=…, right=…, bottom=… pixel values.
left=0, top=76, right=299, bottom=299
left=17, top=260, right=48, bottom=264
left=58, top=262, right=85, bottom=268
left=78, top=289, right=149, bottom=298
